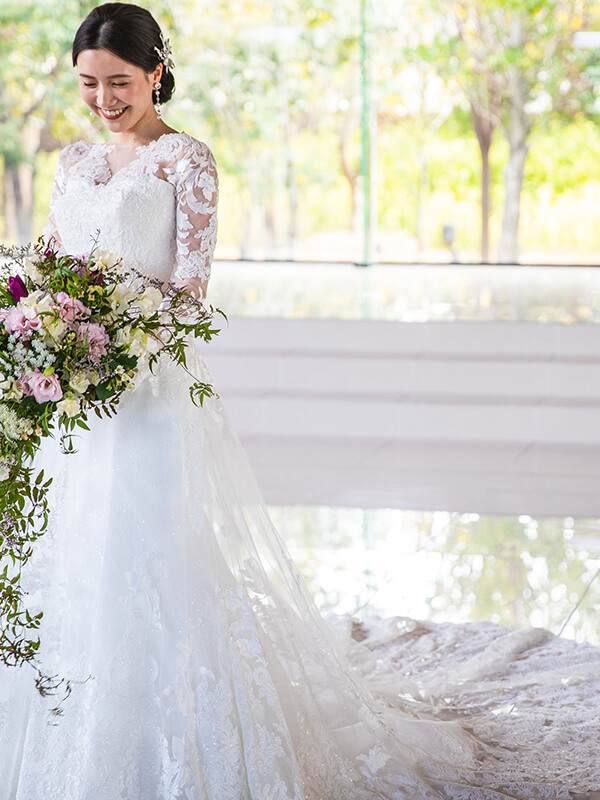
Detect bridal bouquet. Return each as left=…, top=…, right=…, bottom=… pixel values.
left=0, top=240, right=222, bottom=700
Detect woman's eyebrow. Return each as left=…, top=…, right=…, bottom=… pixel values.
left=78, top=73, right=133, bottom=79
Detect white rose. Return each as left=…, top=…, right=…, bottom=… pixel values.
left=18, top=289, right=42, bottom=312
left=36, top=294, right=55, bottom=315
left=21, top=290, right=55, bottom=322
left=56, top=395, right=81, bottom=418
left=43, top=316, right=68, bottom=341
left=69, top=372, right=90, bottom=394
left=115, top=326, right=133, bottom=347
left=87, top=370, right=100, bottom=385
left=110, top=283, right=136, bottom=313
left=136, top=287, right=164, bottom=316
left=6, top=381, right=24, bottom=401
left=94, top=249, right=121, bottom=273
left=129, top=329, right=161, bottom=357
left=21, top=257, right=43, bottom=283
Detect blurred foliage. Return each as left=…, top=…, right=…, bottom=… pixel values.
left=3, top=0, right=600, bottom=260
left=428, top=513, right=600, bottom=642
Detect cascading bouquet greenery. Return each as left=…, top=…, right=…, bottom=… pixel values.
left=0, top=239, right=223, bottom=703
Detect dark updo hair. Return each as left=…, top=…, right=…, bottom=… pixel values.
left=72, top=2, right=175, bottom=105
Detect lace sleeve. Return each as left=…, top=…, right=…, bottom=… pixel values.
left=171, top=139, right=218, bottom=300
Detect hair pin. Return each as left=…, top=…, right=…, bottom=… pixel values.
left=154, top=33, right=175, bottom=72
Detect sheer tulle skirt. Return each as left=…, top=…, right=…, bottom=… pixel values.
left=0, top=350, right=598, bottom=800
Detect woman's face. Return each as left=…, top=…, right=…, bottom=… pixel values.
left=77, top=48, right=162, bottom=135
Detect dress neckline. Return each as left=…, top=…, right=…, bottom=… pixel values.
left=100, top=131, right=184, bottom=151
left=78, top=132, right=187, bottom=186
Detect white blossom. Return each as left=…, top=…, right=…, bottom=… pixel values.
left=56, top=395, right=81, bottom=418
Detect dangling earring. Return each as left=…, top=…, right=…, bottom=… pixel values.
left=154, top=81, right=162, bottom=119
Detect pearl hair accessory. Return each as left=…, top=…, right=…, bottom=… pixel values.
left=154, top=33, right=175, bottom=72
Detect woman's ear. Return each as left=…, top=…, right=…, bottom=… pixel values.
left=151, top=63, right=163, bottom=85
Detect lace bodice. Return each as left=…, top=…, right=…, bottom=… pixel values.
left=45, top=132, right=218, bottom=297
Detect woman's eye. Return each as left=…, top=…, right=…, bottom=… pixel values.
left=113, top=83, right=128, bottom=87
left=82, top=82, right=96, bottom=88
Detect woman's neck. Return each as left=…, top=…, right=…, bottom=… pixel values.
left=110, top=118, right=177, bottom=147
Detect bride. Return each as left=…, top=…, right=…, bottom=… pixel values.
left=1, top=4, right=599, bottom=799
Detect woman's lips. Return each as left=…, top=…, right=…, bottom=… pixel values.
left=98, top=107, right=128, bottom=120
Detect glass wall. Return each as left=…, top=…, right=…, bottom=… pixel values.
left=3, top=1, right=600, bottom=264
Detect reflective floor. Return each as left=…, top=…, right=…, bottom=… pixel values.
left=212, top=261, right=600, bottom=646
left=270, top=506, right=600, bottom=645
left=210, top=260, right=600, bottom=323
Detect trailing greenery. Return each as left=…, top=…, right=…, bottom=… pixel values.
left=0, top=240, right=224, bottom=705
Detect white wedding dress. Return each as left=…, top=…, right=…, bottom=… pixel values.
left=0, top=132, right=599, bottom=800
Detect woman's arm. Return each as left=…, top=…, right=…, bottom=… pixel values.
left=172, top=139, right=219, bottom=300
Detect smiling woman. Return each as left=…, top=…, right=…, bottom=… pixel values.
left=77, top=50, right=163, bottom=135
left=72, top=2, right=176, bottom=146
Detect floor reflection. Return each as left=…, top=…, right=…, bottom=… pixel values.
left=269, top=506, right=600, bottom=645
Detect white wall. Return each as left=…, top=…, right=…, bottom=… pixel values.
left=200, top=318, right=600, bottom=517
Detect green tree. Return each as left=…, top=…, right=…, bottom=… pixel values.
left=410, top=0, right=600, bottom=263
left=430, top=515, right=600, bottom=639
left=0, top=1, right=100, bottom=243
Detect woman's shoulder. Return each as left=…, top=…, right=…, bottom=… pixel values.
left=152, top=131, right=214, bottom=163
left=54, top=141, right=101, bottom=181
left=57, top=140, right=94, bottom=164
left=152, top=132, right=217, bottom=184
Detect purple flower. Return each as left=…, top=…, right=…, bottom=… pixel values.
left=8, top=275, right=28, bottom=303
left=89, top=270, right=104, bottom=286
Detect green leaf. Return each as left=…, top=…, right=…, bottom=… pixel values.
left=95, top=382, right=116, bottom=401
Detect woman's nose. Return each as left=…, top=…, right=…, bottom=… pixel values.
left=96, top=84, right=114, bottom=108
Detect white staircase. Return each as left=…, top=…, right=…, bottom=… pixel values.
left=199, top=318, right=600, bottom=516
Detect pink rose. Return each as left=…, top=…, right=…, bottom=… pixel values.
left=77, top=322, right=109, bottom=362
left=55, top=292, right=90, bottom=323
left=26, top=371, right=63, bottom=404
left=4, top=306, right=42, bottom=335
left=20, top=375, right=33, bottom=396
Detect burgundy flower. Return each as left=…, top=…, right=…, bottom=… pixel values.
left=89, top=270, right=104, bottom=286
left=8, top=275, right=28, bottom=303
